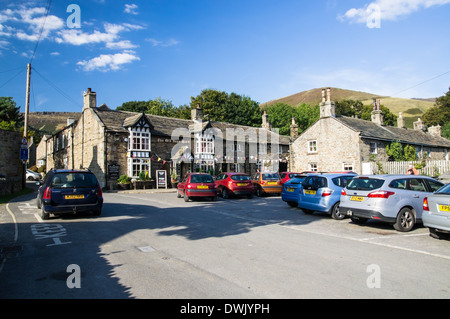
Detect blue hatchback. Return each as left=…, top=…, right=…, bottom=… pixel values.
left=281, top=176, right=307, bottom=207
left=297, top=173, right=356, bottom=220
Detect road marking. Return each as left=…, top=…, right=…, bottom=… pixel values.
left=6, top=204, right=18, bottom=243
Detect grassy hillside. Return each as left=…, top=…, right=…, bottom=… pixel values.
left=262, top=87, right=436, bottom=128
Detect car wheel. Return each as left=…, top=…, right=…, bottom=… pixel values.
left=183, top=191, right=189, bottom=202
left=302, top=209, right=314, bottom=214
left=330, top=202, right=345, bottom=220
left=27, top=176, right=34, bottom=181
left=394, top=207, right=415, bottom=232
left=41, top=206, right=50, bottom=220
left=222, top=188, right=229, bottom=199
left=36, top=197, right=41, bottom=209
left=256, top=187, right=263, bottom=197
left=177, top=190, right=182, bottom=198
left=211, top=196, right=217, bottom=202
left=429, top=228, right=449, bottom=240
left=93, top=209, right=101, bottom=216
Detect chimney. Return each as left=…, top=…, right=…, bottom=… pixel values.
left=319, top=87, right=335, bottom=118
left=414, top=118, right=426, bottom=131
left=83, top=88, right=96, bottom=111
left=428, top=125, right=442, bottom=137
left=290, top=117, right=299, bottom=141
left=262, top=111, right=271, bottom=130
left=191, top=104, right=204, bottom=122
left=371, top=98, right=383, bottom=125
left=397, top=112, right=406, bottom=129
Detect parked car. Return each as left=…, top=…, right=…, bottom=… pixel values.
left=215, top=172, right=254, bottom=199
left=423, top=183, right=450, bottom=239
left=340, top=175, right=444, bottom=232
left=36, top=169, right=103, bottom=220
left=281, top=176, right=308, bottom=207
left=252, top=172, right=282, bottom=196
left=177, top=173, right=217, bottom=202
left=26, top=169, right=41, bottom=181
left=279, top=172, right=306, bottom=185
left=298, top=173, right=356, bottom=220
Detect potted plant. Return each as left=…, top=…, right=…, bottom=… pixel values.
left=117, top=175, right=131, bottom=190
left=171, top=172, right=179, bottom=188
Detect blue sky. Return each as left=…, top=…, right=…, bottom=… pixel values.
left=1, top=0, right=449, bottom=113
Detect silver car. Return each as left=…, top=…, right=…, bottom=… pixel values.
left=339, top=175, right=444, bottom=232
left=422, top=183, right=450, bottom=239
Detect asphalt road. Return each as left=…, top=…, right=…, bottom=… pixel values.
left=1, top=183, right=450, bottom=301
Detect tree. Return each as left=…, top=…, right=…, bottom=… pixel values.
left=0, top=97, right=23, bottom=129
left=360, top=104, right=397, bottom=127
left=422, top=88, right=450, bottom=138
left=335, top=100, right=364, bottom=117
left=116, top=98, right=190, bottom=119
left=386, top=141, right=404, bottom=161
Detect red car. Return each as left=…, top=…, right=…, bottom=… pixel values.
left=215, top=172, right=254, bottom=199
left=279, top=172, right=307, bottom=184
left=177, top=173, right=217, bottom=202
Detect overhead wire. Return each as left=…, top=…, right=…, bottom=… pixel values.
left=391, top=69, right=450, bottom=97
left=29, top=0, right=53, bottom=64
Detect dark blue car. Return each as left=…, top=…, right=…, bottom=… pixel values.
left=36, top=169, right=103, bottom=220
left=281, top=176, right=307, bottom=207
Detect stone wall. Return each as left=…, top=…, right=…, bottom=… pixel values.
left=0, top=129, right=24, bottom=196
left=290, top=117, right=361, bottom=173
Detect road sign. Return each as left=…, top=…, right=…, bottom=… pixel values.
left=20, top=148, right=28, bottom=161
left=21, top=137, right=28, bottom=145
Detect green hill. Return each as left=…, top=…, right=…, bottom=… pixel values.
left=262, top=87, right=436, bottom=128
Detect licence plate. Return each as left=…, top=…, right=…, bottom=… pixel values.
left=197, top=185, right=208, bottom=189
left=267, top=182, right=277, bottom=186
left=237, top=183, right=247, bottom=186
left=439, top=205, right=450, bottom=212
left=305, top=190, right=316, bottom=195
left=286, top=188, right=295, bottom=192
left=350, top=196, right=364, bottom=202
left=65, top=195, right=85, bottom=200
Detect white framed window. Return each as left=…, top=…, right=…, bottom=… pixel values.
left=195, top=134, right=214, bottom=154
left=309, top=163, right=318, bottom=172
left=370, top=142, right=377, bottom=154
left=308, top=140, right=317, bottom=153
left=128, top=127, right=150, bottom=152
left=128, top=158, right=150, bottom=178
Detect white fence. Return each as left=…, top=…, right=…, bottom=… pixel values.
left=365, top=160, right=450, bottom=177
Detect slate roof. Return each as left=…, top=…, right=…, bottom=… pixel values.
left=92, top=107, right=290, bottom=145
left=335, top=116, right=450, bottom=148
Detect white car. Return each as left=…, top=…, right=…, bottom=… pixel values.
left=423, top=183, right=450, bottom=239
left=26, top=169, right=42, bottom=181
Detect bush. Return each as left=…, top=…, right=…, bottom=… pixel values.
left=117, top=174, right=131, bottom=184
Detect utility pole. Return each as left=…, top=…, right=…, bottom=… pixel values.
left=22, top=63, right=31, bottom=189
left=24, top=63, right=31, bottom=138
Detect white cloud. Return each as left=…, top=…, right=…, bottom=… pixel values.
left=146, top=38, right=180, bottom=47
left=77, top=51, right=140, bottom=72
left=124, top=4, right=139, bottom=15
left=106, top=40, right=138, bottom=49
left=340, top=0, right=450, bottom=26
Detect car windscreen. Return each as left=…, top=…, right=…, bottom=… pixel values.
left=436, top=183, right=450, bottom=195
left=302, top=176, right=328, bottom=189
left=190, top=175, right=214, bottom=183
left=287, top=178, right=305, bottom=185
left=51, top=173, right=98, bottom=188
left=346, top=177, right=384, bottom=191
left=262, top=173, right=279, bottom=180
left=230, top=175, right=250, bottom=181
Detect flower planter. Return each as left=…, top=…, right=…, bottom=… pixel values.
left=132, top=180, right=154, bottom=190
left=117, top=183, right=130, bottom=190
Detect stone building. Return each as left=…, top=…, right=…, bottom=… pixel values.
left=0, top=129, right=24, bottom=195
left=45, top=88, right=290, bottom=188
left=290, top=88, right=450, bottom=174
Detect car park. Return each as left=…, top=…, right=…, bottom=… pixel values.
left=281, top=175, right=308, bottom=207
left=340, top=175, right=444, bottom=232
left=252, top=172, right=282, bottom=197
left=423, top=183, right=450, bottom=239
left=26, top=169, right=42, bottom=181
left=36, top=169, right=103, bottom=220
left=215, top=172, right=254, bottom=199
left=177, top=173, right=217, bottom=202
left=298, top=173, right=356, bottom=220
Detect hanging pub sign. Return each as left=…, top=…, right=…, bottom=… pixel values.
left=156, top=170, right=167, bottom=189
